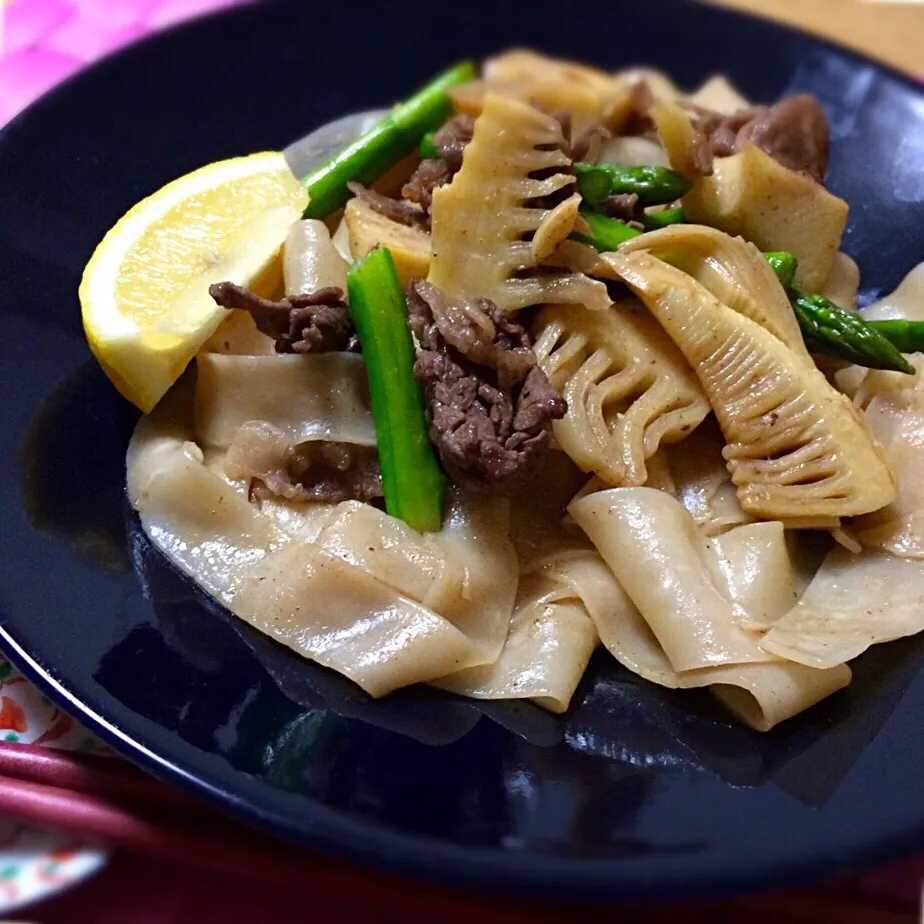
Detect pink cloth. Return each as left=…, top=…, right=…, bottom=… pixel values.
left=0, top=0, right=250, bottom=125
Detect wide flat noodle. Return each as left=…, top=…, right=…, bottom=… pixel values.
left=435, top=493, right=520, bottom=662
left=435, top=576, right=598, bottom=714
left=127, top=410, right=285, bottom=601
left=569, top=487, right=774, bottom=671
left=128, top=392, right=519, bottom=698
left=709, top=522, right=806, bottom=630
left=317, top=501, right=464, bottom=611
left=535, top=508, right=849, bottom=730
left=848, top=263, right=924, bottom=557
left=760, top=547, right=924, bottom=668
left=194, top=352, right=375, bottom=450
left=533, top=549, right=676, bottom=687
left=861, top=261, right=924, bottom=323
left=201, top=309, right=275, bottom=356
left=232, top=544, right=478, bottom=697
left=701, top=662, right=851, bottom=733
left=852, top=361, right=924, bottom=558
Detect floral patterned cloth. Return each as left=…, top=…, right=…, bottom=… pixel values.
left=0, top=656, right=109, bottom=912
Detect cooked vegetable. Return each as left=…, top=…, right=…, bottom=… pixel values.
left=344, top=197, right=431, bottom=285
left=428, top=93, right=609, bottom=313
left=791, top=292, right=913, bottom=373
left=302, top=60, right=476, bottom=219
left=573, top=162, right=692, bottom=209
left=575, top=221, right=914, bottom=374
left=620, top=225, right=809, bottom=359
left=346, top=248, right=446, bottom=531
left=570, top=209, right=641, bottom=252
left=641, top=208, right=687, bottom=231
left=419, top=132, right=439, bottom=159
left=609, top=249, right=898, bottom=523
left=864, top=320, right=924, bottom=356
left=683, top=144, right=848, bottom=291
left=763, top=251, right=798, bottom=289
left=765, top=251, right=915, bottom=373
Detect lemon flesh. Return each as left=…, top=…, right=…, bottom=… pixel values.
left=80, top=152, right=307, bottom=412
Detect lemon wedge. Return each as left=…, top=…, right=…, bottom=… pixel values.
left=80, top=151, right=307, bottom=412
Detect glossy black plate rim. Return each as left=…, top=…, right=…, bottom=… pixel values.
left=3, top=618, right=924, bottom=903
left=3, top=0, right=924, bottom=902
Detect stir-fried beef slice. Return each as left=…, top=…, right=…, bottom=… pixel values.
left=227, top=421, right=382, bottom=505
left=209, top=282, right=358, bottom=354
left=401, top=158, right=453, bottom=215
left=432, top=113, right=475, bottom=171
left=282, top=440, right=382, bottom=503
left=400, top=114, right=477, bottom=225
left=406, top=279, right=566, bottom=488
left=622, top=82, right=829, bottom=182
left=598, top=192, right=642, bottom=222
left=346, top=181, right=429, bottom=230
left=621, top=81, right=660, bottom=141
left=729, top=94, right=829, bottom=183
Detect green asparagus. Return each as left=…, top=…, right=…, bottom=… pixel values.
left=570, top=208, right=642, bottom=252
left=764, top=252, right=916, bottom=372
left=641, top=207, right=687, bottom=231
left=790, top=291, right=913, bottom=373
left=862, top=320, right=924, bottom=356
left=302, top=60, right=476, bottom=219
left=346, top=248, right=446, bottom=531
left=573, top=162, right=692, bottom=208
left=763, top=251, right=798, bottom=289
left=419, top=132, right=439, bottom=159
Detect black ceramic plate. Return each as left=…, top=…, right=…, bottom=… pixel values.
left=2, top=0, right=924, bottom=901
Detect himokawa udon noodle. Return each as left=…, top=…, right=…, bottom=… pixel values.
left=125, top=51, right=924, bottom=731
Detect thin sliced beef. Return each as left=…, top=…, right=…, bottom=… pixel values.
left=407, top=279, right=565, bottom=489
left=723, top=94, right=829, bottom=183
left=401, top=114, right=477, bottom=224
left=624, top=82, right=830, bottom=183
left=401, top=158, right=452, bottom=214
left=358, top=113, right=478, bottom=232
left=225, top=421, right=382, bottom=504
left=598, top=192, right=642, bottom=222
left=431, top=113, right=475, bottom=171
left=346, top=181, right=429, bottom=229
left=209, top=282, right=358, bottom=354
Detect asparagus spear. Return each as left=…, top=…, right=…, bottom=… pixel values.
left=302, top=60, right=475, bottom=219
left=419, top=132, right=439, bottom=159
left=864, top=320, right=924, bottom=355
left=346, top=248, right=446, bottom=532
left=571, top=208, right=642, bottom=251
left=573, top=162, right=692, bottom=208
left=763, top=251, right=798, bottom=289
left=764, top=252, right=915, bottom=372
left=790, top=291, right=913, bottom=373
left=641, top=207, right=687, bottom=231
